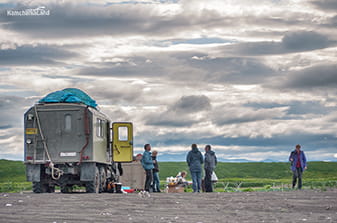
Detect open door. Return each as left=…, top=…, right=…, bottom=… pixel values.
left=112, top=122, right=133, bottom=162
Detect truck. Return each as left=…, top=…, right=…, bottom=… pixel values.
left=24, top=89, right=133, bottom=193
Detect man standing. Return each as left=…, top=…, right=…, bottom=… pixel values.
left=141, top=144, right=154, bottom=192
left=204, top=145, right=217, bottom=192
left=152, top=150, right=161, bottom=192
left=186, top=144, right=203, bottom=193
left=289, top=144, right=307, bottom=189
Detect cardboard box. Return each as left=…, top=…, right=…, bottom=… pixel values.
left=167, top=184, right=185, bottom=193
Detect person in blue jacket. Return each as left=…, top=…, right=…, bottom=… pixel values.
left=141, top=144, right=154, bottom=192
left=186, top=144, right=203, bottom=193
left=289, top=144, right=307, bottom=189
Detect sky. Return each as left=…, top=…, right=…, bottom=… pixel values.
left=0, top=0, right=337, bottom=162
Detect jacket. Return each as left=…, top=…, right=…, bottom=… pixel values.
left=289, top=150, right=307, bottom=171
left=152, top=156, right=159, bottom=172
left=141, top=150, right=154, bottom=170
left=186, top=147, right=203, bottom=172
left=204, top=150, right=217, bottom=170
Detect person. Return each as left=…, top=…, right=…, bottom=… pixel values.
left=186, top=144, right=203, bottom=193
left=204, top=145, right=217, bottom=192
left=176, top=171, right=188, bottom=187
left=152, top=150, right=161, bottom=192
left=141, top=144, right=154, bottom=192
left=289, top=144, right=307, bottom=189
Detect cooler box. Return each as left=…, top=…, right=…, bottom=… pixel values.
left=167, top=184, right=185, bottom=193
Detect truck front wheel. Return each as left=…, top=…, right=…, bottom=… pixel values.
left=99, top=166, right=107, bottom=193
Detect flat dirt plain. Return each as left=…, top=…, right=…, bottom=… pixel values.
left=1, top=189, right=336, bottom=223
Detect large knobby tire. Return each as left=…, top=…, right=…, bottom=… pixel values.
left=86, top=166, right=100, bottom=193
left=32, top=182, right=42, bottom=193
left=32, top=182, right=51, bottom=193
left=61, top=185, right=73, bottom=193
left=99, top=166, right=107, bottom=193
left=48, top=186, right=55, bottom=193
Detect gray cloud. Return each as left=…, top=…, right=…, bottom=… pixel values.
left=87, top=86, right=144, bottom=105
left=145, top=111, right=197, bottom=127
left=0, top=2, right=328, bottom=41
left=0, top=124, right=12, bottom=130
left=0, top=95, right=34, bottom=132
left=201, top=57, right=276, bottom=84
left=281, top=31, right=331, bottom=51
left=1, top=3, right=147, bottom=38
left=170, top=95, right=211, bottom=113
left=278, top=64, right=337, bottom=89
left=211, top=106, right=287, bottom=126
left=221, top=31, right=335, bottom=57
left=310, top=0, right=337, bottom=11
left=0, top=44, right=78, bottom=66
left=1, top=2, right=207, bottom=39
left=145, top=95, right=211, bottom=127
left=246, top=101, right=331, bottom=116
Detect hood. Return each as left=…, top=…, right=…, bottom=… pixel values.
left=192, top=147, right=199, bottom=153
left=207, top=150, right=215, bottom=156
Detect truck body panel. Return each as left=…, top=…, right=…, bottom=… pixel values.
left=24, top=102, right=133, bottom=193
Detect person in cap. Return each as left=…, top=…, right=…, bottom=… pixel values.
left=289, top=144, right=307, bottom=189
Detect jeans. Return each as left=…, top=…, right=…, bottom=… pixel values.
left=191, top=171, right=202, bottom=192
left=145, top=169, right=153, bottom=192
left=204, top=168, right=213, bottom=192
left=152, top=171, right=160, bottom=192
left=292, top=167, right=303, bottom=189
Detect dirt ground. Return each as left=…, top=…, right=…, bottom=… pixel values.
left=1, top=189, right=336, bottom=223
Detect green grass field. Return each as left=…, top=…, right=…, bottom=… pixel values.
left=1, top=159, right=337, bottom=192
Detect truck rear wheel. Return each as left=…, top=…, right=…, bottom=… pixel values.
left=33, top=182, right=42, bottom=193
left=85, top=166, right=100, bottom=193
left=33, top=182, right=52, bottom=193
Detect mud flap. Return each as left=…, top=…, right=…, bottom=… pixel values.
left=26, top=164, right=41, bottom=182
left=80, top=162, right=96, bottom=181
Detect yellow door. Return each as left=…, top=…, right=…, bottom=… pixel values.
left=112, top=122, right=133, bottom=162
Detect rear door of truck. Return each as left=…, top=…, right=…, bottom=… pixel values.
left=112, top=122, right=133, bottom=162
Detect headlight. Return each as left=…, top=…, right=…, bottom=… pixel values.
left=26, top=139, right=32, bottom=144
left=27, top=114, right=34, bottom=121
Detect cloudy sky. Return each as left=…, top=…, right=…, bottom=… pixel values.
left=1, top=0, right=337, bottom=162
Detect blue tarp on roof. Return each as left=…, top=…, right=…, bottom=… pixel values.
left=38, top=88, right=98, bottom=108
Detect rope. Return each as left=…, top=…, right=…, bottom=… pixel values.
left=34, top=105, right=64, bottom=180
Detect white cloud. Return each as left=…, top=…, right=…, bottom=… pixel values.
left=0, top=0, right=337, bottom=161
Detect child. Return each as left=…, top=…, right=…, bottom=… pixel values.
left=176, top=171, right=188, bottom=187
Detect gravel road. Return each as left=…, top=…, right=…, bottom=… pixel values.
left=1, top=189, right=336, bottom=223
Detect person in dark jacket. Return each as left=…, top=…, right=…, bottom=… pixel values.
left=204, top=145, right=217, bottom=192
left=152, top=150, right=161, bottom=192
left=141, top=144, right=154, bottom=192
left=289, top=144, right=307, bottom=189
left=186, top=144, right=203, bottom=193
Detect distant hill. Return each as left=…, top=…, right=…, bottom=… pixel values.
left=155, top=151, right=337, bottom=162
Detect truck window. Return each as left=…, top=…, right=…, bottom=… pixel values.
left=64, top=114, right=72, bottom=132
left=118, top=126, right=128, bottom=141
left=96, top=118, right=104, bottom=138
